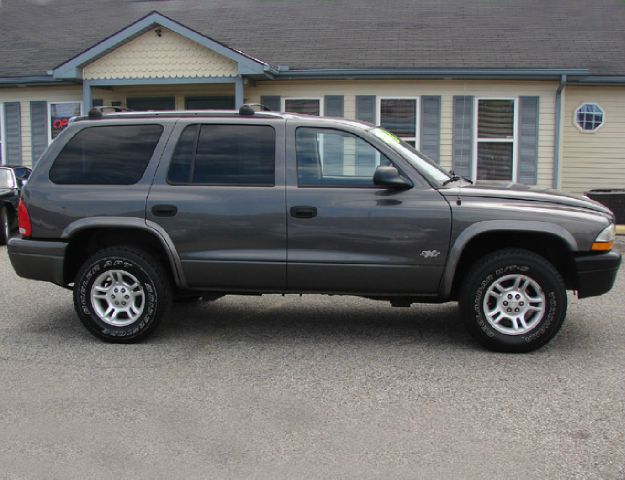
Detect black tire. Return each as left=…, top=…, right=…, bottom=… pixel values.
left=73, top=247, right=171, bottom=343
left=0, top=207, right=10, bottom=246
left=459, top=249, right=567, bottom=353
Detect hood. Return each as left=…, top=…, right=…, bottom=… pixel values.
left=440, top=181, right=613, bottom=216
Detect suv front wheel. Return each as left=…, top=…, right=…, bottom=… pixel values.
left=73, top=247, right=171, bottom=342
left=459, top=249, right=567, bottom=353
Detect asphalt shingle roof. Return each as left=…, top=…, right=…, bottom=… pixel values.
left=1, top=0, right=625, bottom=78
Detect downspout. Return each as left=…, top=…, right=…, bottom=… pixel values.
left=553, top=74, right=567, bottom=189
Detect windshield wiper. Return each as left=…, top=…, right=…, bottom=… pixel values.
left=442, top=171, right=474, bottom=186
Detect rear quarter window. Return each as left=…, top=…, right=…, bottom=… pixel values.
left=49, top=125, right=163, bottom=185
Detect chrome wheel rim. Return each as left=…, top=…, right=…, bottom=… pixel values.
left=482, top=274, right=546, bottom=336
left=90, top=270, right=145, bottom=327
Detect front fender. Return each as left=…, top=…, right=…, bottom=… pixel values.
left=438, top=220, right=578, bottom=298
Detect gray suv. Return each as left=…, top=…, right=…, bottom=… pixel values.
left=7, top=107, right=621, bottom=352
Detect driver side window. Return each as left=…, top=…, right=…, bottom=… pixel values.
left=296, top=127, right=391, bottom=187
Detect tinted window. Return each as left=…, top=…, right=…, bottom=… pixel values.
left=167, top=124, right=275, bottom=186
left=296, top=128, right=391, bottom=187
left=49, top=125, right=163, bottom=185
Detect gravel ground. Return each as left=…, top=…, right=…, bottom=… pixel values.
left=0, top=239, right=624, bottom=479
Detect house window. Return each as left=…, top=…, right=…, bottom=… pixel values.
left=49, top=102, right=82, bottom=141
left=379, top=98, right=418, bottom=147
left=575, top=103, right=604, bottom=132
left=475, top=99, right=517, bottom=181
left=283, top=98, right=322, bottom=116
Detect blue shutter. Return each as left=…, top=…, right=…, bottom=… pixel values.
left=4, top=102, right=22, bottom=165
left=452, top=96, right=474, bottom=177
left=260, top=96, right=281, bottom=112
left=324, top=95, right=344, bottom=117
left=518, top=96, right=540, bottom=185
left=30, top=101, right=48, bottom=164
left=420, top=96, right=441, bottom=163
left=355, top=95, right=376, bottom=123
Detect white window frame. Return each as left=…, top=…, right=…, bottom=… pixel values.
left=376, top=96, right=420, bottom=149
left=574, top=102, right=605, bottom=133
left=47, top=101, right=83, bottom=144
left=0, top=103, right=5, bottom=166
left=281, top=97, right=324, bottom=116
left=472, top=97, right=519, bottom=183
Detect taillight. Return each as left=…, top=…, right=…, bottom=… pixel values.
left=17, top=199, right=32, bottom=238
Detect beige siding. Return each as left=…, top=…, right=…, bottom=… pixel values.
left=561, top=86, right=625, bottom=193
left=83, top=27, right=237, bottom=80
left=248, top=80, right=558, bottom=188
left=0, top=86, right=82, bottom=165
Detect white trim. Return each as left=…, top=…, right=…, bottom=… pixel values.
left=0, top=103, right=5, bottom=166
left=376, top=96, right=420, bottom=149
left=472, top=97, right=518, bottom=183
left=281, top=97, right=324, bottom=116
left=47, top=101, right=83, bottom=144
left=573, top=102, right=605, bottom=133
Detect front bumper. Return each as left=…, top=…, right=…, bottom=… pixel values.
left=7, top=238, right=68, bottom=286
left=574, top=250, right=621, bottom=299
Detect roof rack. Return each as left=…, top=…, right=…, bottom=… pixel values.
left=75, top=103, right=281, bottom=122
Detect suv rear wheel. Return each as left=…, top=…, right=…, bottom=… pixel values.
left=73, top=247, right=171, bottom=342
left=459, top=249, right=567, bottom=353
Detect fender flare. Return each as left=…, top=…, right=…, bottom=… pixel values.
left=62, top=217, right=187, bottom=288
left=439, top=220, right=578, bottom=298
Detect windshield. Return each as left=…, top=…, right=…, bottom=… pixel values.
left=370, top=127, right=451, bottom=185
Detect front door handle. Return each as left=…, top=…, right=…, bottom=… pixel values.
left=290, top=206, right=317, bottom=219
left=152, top=204, right=178, bottom=217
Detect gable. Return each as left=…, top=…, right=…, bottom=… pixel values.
left=82, top=27, right=238, bottom=80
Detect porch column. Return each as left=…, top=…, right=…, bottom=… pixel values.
left=82, top=80, right=92, bottom=111
left=235, top=75, right=244, bottom=109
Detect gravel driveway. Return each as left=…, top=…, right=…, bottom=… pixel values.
left=0, top=240, right=624, bottom=479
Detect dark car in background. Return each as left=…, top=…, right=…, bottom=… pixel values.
left=0, top=165, right=31, bottom=245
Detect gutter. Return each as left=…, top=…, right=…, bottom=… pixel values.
left=272, top=68, right=588, bottom=81
left=553, top=74, right=567, bottom=190
left=0, top=75, right=73, bottom=86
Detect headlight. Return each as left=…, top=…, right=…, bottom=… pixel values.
left=592, top=224, right=616, bottom=251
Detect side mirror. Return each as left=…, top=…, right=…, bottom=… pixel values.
left=373, top=165, right=412, bottom=189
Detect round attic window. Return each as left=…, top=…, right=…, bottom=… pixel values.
left=575, top=103, right=605, bottom=132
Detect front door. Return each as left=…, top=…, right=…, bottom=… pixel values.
left=185, top=96, right=235, bottom=110
left=146, top=119, right=287, bottom=290
left=286, top=124, right=452, bottom=294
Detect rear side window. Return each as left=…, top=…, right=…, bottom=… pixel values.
left=167, top=124, right=275, bottom=186
left=49, top=125, right=163, bottom=185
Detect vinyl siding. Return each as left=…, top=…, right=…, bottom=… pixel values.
left=0, top=86, right=82, bottom=165
left=83, top=27, right=237, bottom=80
left=248, top=80, right=557, bottom=188
left=561, top=86, right=625, bottom=193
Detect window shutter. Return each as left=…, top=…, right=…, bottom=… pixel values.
left=518, top=96, right=540, bottom=185
left=324, top=95, right=344, bottom=117
left=260, top=96, right=281, bottom=112
left=4, top=102, right=22, bottom=165
left=30, top=101, right=48, bottom=164
left=452, top=96, right=474, bottom=177
left=420, top=96, right=441, bottom=163
left=355, top=95, right=376, bottom=123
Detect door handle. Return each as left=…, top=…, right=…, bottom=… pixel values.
left=152, top=204, right=178, bottom=217
left=290, top=206, right=317, bottom=218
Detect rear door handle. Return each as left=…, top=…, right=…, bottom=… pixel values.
left=290, top=206, right=317, bottom=219
left=152, top=204, right=178, bottom=217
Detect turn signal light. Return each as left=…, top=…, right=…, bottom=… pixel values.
left=17, top=199, right=32, bottom=238
left=591, top=241, right=613, bottom=251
